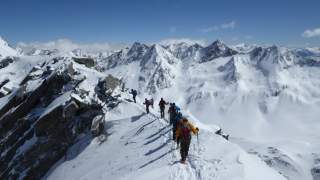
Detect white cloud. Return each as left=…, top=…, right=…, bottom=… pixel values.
left=200, top=20, right=237, bottom=33
left=159, top=38, right=207, bottom=46
left=17, top=39, right=126, bottom=54
left=169, top=27, right=177, bottom=33
left=221, top=21, right=236, bottom=29
left=200, top=26, right=219, bottom=33
left=302, top=28, right=320, bottom=38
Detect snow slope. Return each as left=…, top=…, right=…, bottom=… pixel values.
left=94, top=40, right=320, bottom=180
left=1, top=37, right=320, bottom=179
left=47, top=97, right=285, bottom=180
left=0, top=55, right=45, bottom=90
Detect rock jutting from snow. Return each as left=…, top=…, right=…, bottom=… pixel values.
left=0, top=56, right=121, bottom=179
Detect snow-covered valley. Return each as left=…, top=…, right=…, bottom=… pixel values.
left=0, top=36, right=320, bottom=180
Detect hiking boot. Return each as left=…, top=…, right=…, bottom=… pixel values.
left=180, top=159, right=186, bottom=164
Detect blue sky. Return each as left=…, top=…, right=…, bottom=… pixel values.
left=1, top=0, right=320, bottom=46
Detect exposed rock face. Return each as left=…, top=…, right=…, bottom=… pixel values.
left=248, top=147, right=302, bottom=180
left=62, top=100, right=79, bottom=119
left=91, top=115, right=105, bottom=137
left=95, top=75, right=121, bottom=103
left=200, top=40, right=238, bottom=63
left=127, top=42, right=149, bottom=63
left=73, top=57, right=95, bottom=68
left=311, top=154, right=320, bottom=180
left=140, top=45, right=177, bottom=94
left=101, top=43, right=149, bottom=70
left=311, top=167, right=320, bottom=180
left=164, top=42, right=203, bottom=60
left=0, top=57, right=15, bottom=69
left=0, top=79, right=9, bottom=89
left=0, top=79, right=10, bottom=98
left=0, top=59, right=115, bottom=179
left=218, top=57, right=238, bottom=82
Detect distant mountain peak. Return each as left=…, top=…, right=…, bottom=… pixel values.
left=131, top=42, right=146, bottom=49
left=0, top=36, right=9, bottom=46
left=148, top=44, right=167, bottom=55
left=128, top=42, right=149, bottom=54
left=159, top=38, right=206, bottom=47
left=0, top=36, right=18, bottom=57
left=211, top=39, right=224, bottom=46
left=200, top=40, right=238, bottom=63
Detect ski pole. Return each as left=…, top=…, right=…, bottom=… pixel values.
left=197, top=132, right=200, bottom=153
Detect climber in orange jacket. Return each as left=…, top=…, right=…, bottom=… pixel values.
left=175, top=118, right=199, bottom=164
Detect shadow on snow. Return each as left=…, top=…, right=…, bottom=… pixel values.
left=144, top=128, right=171, bottom=146
left=131, top=112, right=146, bottom=122
left=139, top=148, right=174, bottom=169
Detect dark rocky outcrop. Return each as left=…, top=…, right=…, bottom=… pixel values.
left=312, top=154, right=320, bottom=180
left=95, top=75, right=121, bottom=104
left=200, top=40, right=238, bottom=63
left=0, top=61, right=111, bottom=179
left=127, top=42, right=149, bottom=63
left=311, top=167, right=320, bottom=180
left=0, top=79, right=9, bottom=89
left=298, top=58, right=320, bottom=67
left=164, top=42, right=203, bottom=60
left=0, top=79, right=10, bottom=98
left=72, top=57, right=95, bottom=68
left=100, top=43, right=149, bottom=71
left=91, top=115, right=105, bottom=137
left=218, top=57, right=239, bottom=82
left=0, top=57, right=15, bottom=69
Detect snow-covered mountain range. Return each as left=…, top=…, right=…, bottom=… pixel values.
left=1, top=36, right=320, bottom=180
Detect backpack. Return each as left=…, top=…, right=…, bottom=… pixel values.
left=180, top=123, right=191, bottom=140
left=132, top=90, right=137, bottom=96
left=174, top=112, right=182, bottom=123
left=159, top=100, right=166, bottom=108
left=169, top=105, right=176, bottom=114
left=175, top=106, right=180, bottom=113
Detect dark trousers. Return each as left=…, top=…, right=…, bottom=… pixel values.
left=172, top=124, right=177, bottom=140
left=160, top=108, right=165, bottom=118
left=133, top=96, right=136, bottom=103
left=146, top=106, right=149, bottom=113
left=180, top=137, right=191, bottom=161
left=169, top=114, right=175, bottom=124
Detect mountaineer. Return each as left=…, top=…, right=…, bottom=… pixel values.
left=129, top=89, right=137, bottom=103
left=168, top=103, right=182, bottom=141
left=158, top=98, right=168, bottom=119
left=143, top=98, right=151, bottom=113
left=176, top=118, right=199, bottom=164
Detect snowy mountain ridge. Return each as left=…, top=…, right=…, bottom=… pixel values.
left=95, top=39, right=320, bottom=180
left=1, top=36, right=320, bottom=180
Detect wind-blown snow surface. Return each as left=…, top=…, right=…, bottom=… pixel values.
left=46, top=98, right=285, bottom=180
left=1, top=37, right=320, bottom=179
